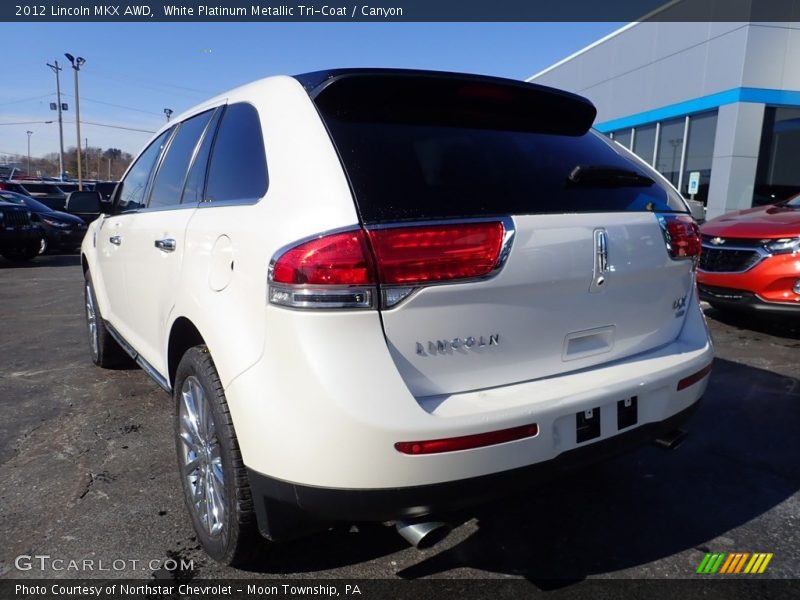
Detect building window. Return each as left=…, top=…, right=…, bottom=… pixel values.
left=655, top=117, right=685, bottom=189
left=681, top=111, right=717, bottom=204
left=754, top=106, right=800, bottom=206
left=632, top=124, right=656, bottom=165
left=613, top=128, right=632, bottom=150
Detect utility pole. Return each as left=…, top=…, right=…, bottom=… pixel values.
left=65, top=53, right=85, bottom=190
left=46, top=60, right=66, bottom=180
left=26, top=131, right=33, bottom=174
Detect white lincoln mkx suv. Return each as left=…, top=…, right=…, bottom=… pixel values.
left=80, top=69, right=714, bottom=565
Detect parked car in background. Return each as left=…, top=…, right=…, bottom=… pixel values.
left=55, top=182, right=81, bottom=194
left=80, top=69, right=713, bottom=565
left=0, top=190, right=87, bottom=253
left=93, top=181, right=119, bottom=201
left=4, top=181, right=67, bottom=211
left=0, top=197, right=42, bottom=262
left=698, top=193, right=800, bottom=313
left=0, top=180, right=35, bottom=197
left=65, top=190, right=107, bottom=224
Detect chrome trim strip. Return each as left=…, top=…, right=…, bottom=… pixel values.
left=104, top=321, right=136, bottom=359
left=104, top=321, right=172, bottom=393
left=268, top=283, right=376, bottom=310
left=135, top=355, right=172, bottom=394
left=197, top=196, right=262, bottom=208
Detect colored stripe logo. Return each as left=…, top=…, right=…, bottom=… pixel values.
left=696, top=552, right=773, bottom=574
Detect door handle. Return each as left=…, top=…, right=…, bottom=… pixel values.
left=109, top=235, right=122, bottom=246
left=154, top=238, right=176, bottom=252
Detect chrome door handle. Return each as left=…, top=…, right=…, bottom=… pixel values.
left=109, top=235, right=122, bottom=246
left=154, top=238, right=176, bottom=252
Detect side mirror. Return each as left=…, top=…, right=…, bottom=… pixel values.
left=66, top=191, right=105, bottom=223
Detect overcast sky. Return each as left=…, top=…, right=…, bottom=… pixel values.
left=0, top=22, right=622, bottom=159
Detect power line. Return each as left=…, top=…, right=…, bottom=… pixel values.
left=0, top=120, right=55, bottom=126
left=63, top=119, right=156, bottom=134
left=0, top=93, right=55, bottom=108
left=0, top=90, right=166, bottom=117
left=60, top=92, right=163, bottom=117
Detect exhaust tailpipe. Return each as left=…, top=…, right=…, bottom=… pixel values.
left=653, top=428, right=688, bottom=450
left=396, top=519, right=451, bottom=549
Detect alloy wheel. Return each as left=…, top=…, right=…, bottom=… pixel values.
left=178, top=375, right=226, bottom=537
left=85, top=284, right=99, bottom=360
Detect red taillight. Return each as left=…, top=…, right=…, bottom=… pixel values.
left=269, top=220, right=510, bottom=309
left=661, top=214, right=701, bottom=259
left=366, top=222, right=505, bottom=285
left=677, top=363, right=713, bottom=391
left=270, top=230, right=376, bottom=286
left=395, top=423, right=538, bottom=455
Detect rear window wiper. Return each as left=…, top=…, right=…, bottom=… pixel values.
left=568, top=165, right=655, bottom=188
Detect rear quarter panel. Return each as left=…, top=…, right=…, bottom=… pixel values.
left=167, top=76, right=361, bottom=389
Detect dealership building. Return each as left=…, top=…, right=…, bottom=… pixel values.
left=528, top=21, right=800, bottom=218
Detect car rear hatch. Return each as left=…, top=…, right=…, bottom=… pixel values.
left=294, top=70, right=699, bottom=397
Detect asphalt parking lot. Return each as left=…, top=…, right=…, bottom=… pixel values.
left=1, top=254, right=799, bottom=585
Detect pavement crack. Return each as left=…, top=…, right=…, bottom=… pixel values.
left=78, top=472, right=93, bottom=500
left=78, top=470, right=118, bottom=500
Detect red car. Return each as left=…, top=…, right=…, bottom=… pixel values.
left=697, top=194, right=800, bottom=313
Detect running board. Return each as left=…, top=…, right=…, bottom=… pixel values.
left=104, top=321, right=172, bottom=394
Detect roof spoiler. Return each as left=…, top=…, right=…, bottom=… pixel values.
left=295, top=68, right=596, bottom=136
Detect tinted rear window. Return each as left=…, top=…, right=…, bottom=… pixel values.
left=313, top=76, right=687, bottom=224
left=205, top=103, right=268, bottom=204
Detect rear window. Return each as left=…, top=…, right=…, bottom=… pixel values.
left=312, top=75, right=687, bottom=224
left=204, top=103, right=268, bottom=204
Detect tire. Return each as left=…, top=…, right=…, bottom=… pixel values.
left=174, top=346, right=259, bottom=566
left=84, top=271, right=128, bottom=367
left=2, top=245, right=39, bottom=262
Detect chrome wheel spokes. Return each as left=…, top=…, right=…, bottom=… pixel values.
left=85, top=284, right=98, bottom=359
left=178, top=375, right=226, bottom=537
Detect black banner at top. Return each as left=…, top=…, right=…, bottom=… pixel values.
left=3, top=0, right=800, bottom=22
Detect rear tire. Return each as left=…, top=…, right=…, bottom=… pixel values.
left=174, top=346, right=259, bottom=566
left=84, top=271, right=127, bottom=367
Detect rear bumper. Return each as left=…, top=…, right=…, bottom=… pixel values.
left=247, top=398, right=700, bottom=535
left=226, top=290, right=713, bottom=494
